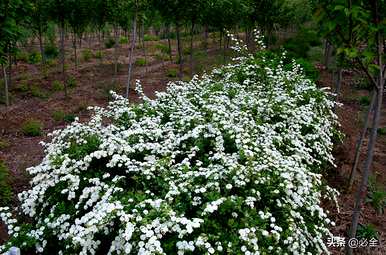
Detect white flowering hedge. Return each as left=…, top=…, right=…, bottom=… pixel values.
left=1, top=37, right=340, bottom=255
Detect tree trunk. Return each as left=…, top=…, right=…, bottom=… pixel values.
left=189, top=22, right=195, bottom=78
left=333, top=68, right=343, bottom=113
left=141, top=22, right=147, bottom=73
left=114, top=27, right=119, bottom=82
left=348, top=89, right=376, bottom=190
left=73, top=33, right=78, bottom=71
left=346, top=29, right=384, bottom=255
left=176, top=22, right=183, bottom=79
left=167, top=25, right=172, bottom=61
left=126, top=14, right=137, bottom=99
left=204, top=24, right=209, bottom=54
left=38, top=28, right=46, bottom=66
left=324, top=40, right=332, bottom=69
left=2, top=64, right=9, bottom=107
left=60, top=21, right=67, bottom=98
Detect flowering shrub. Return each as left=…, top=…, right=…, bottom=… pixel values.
left=1, top=34, right=339, bottom=254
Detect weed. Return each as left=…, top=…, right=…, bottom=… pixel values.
left=30, top=85, right=48, bottom=99
left=119, top=36, right=128, bottom=44
left=82, top=49, right=93, bottom=62
left=21, top=119, right=43, bottom=136
left=0, top=160, right=12, bottom=206
left=52, top=110, right=66, bottom=121
left=64, top=114, right=76, bottom=123
left=144, top=34, right=159, bottom=41
left=166, top=68, right=178, bottom=78
left=67, top=76, right=77, bottom=88
left=0, top=139, right=10, bottom=150
left=105, top=38, right=116, bottom=49
left=135, top=58, right=147, bottom=66
left=356, top=224, right=379, bottom=240
left=28, top=51, right=42, bottom=64
left=359, top=95, right=371, bottom=106
left=51, top=80, right=64, bottom=91
left=377, top=127, right=386, bottom=135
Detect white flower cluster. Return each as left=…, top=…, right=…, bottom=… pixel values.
left=0, top=37, right=339, bottom=254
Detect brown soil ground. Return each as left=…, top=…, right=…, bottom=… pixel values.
left=0, top=37, right=385, bottom=254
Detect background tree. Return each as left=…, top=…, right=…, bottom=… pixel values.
left=316, top=2, right=386, bottom=254
left=0, top=0, right=28, bottom=106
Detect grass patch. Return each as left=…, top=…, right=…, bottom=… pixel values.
left=30, top=85, right=48, bottom=99
left=144, top=34, right=159, bottom=41
left=21, top=119, right=43, bottom=137
left=359, top=95, right=371, bottom=106
left=0, top=160, right=12, bottom=206
left=52, top=110, right=66, bottom=121
left=166, top=68, right=178, bottom=78
left=0, top=139, right=10, bottom=150
left=82, top=49, right=93, bottom=62
left=135, top=58, right=147, bottom=66
left=378, top=127, right=386, bottom=135
left=51, top=80, right=64, bottom=91
left=67, top=76, right=77, bottom=88
left=119, top=36, right=128, bottom=44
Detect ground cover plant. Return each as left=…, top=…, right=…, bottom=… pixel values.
left=0, top=34, right=340, bottom=254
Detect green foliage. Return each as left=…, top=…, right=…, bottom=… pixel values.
left=143, top=34, right=159, bottom=41
left=63, top=114, right=76, bottom=123
left=15, top=81, right=30, bottom=92
left=283, top=28, right=322, bottom=60
left=28, top=51, right=42, bottom=64
left=30, top=85, right=48, bottom=99
left=51, top=80, right=64, bottom=91
left=105, top=38, right=116, bottom=49
left=44, top=44, right=59, bottom=59
left=0, top=139, right=10, bottom=150
left=366, top=176, right=386, bottom=214
left=155, top=43, right=171, bottom=55
left=356, top=224, right=379, bottom=240
left=359, top=96, right=371, bottom=106
left=119, top=36, right=128, bottom=44
left=82, top=49, right=93, bottom=62
left=377, top=127, right=386, bottom=135
left=0, top=160, right=12, bottom=206
left=95, top=51, right=103, bottom=59
left=295, top=58, right=319, bottom=81
left=16, top=50, right=29, bottom=62
left=67, top=76, right=77, bottom=88
left=354, top=77, right=372, bottom=91
left=135, top=58, right=146, bottom=66
left=166, top=68, right=178, bottom=77
left=21, top=119, right=43, bottom=137
left=52, top=110, right=66, bottom=122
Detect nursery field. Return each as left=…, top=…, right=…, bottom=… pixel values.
left=1, top=0, right=386, bottom=255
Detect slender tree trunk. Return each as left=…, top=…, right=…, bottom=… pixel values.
left=2, top=64, right=9, bottom=107
left=38, top=28, right=46, bottom=66
left=126, top=14, right=137, bottom=99
left=73, top=33, right=78, bottom=71
left=176, top=22, right=183, bottom=79
left=114, top=26, right=119, bottom=82
left=189, top=22, right=195, bottom=78
left=324, top=40, right=332, bottom=69
left=60, top=21, right=67, bottom=98
left=167, top=25, right=172, bottom=61
left=204, top=24, right=209, bottom=54
left=141, top=22, right=147, bottom=73
left=219, top=30, right=223, bottom=50
left=346, top=29, right=384, bottom=255
left=333, top=68, right=343, bottom=113
left=348, top=90, right=377, bottom=190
